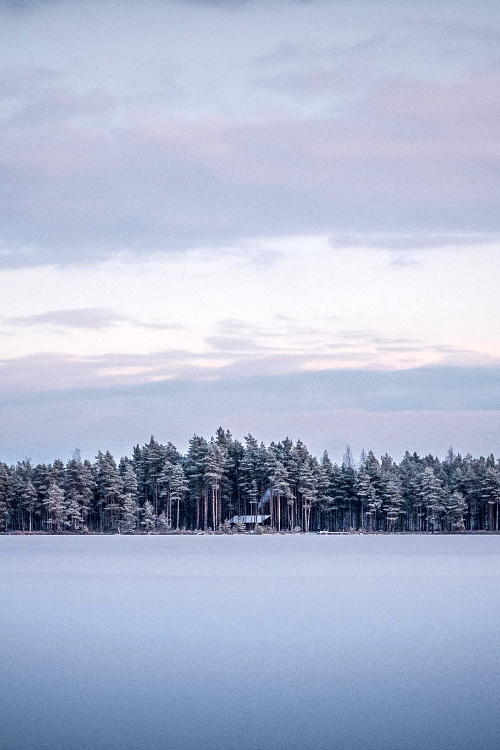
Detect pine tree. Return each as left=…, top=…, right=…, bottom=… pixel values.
left=64, top=451, right=94, bottom=531
left=419, top=467, right=447, bottom=532
left=157, top=511, right=169, bottom=531
left=186, top=435, right=209, bottom=530
left=337, top=451, right=357, bottom=531
left=66, top=495, right=84, bottom=532
left=140, top=437, right=180, bottom=515
left=51, top=458, right=66, bottom=488
left=158, top=461, right=175, bottom=529
left=205, top=441, right=227, bottom=530
left=121, top=492, right=139, bottom=532
left=46, top=482, right=67, bottom=532
left=170, top=464, right=189, bottom=530
left=447, top=491, right=467, bottom=532
left=95, top=451, right=122, bottom=532
left=120, top=462, right=139, bottom=532
left=290, top=440, right=312, bottom=531
left=7, top=461, right=36, bottom=531
left=0, top=463, right=11, bottom=531
left=482, top=467, right=500, bottom=531
left=297, top=454, right=318, bottom=533
left=32, top=463, right=54, bottom=530
left=316, top=452, right=335, bottom=531
left=225, top=437, right=244, bottom=522
left=141, top=500, right=156, bottom=533
left=268, top=457, right=292, bottom=532
left=356, top=468, right=372, bottom=531
left=364, top=451, right=382, bottom=531
left=383, top=477, right=404, bottom=532
left=317, top=451, right=335, bottom=531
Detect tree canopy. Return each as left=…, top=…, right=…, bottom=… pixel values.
left=1, top=434, right=499, bottom=534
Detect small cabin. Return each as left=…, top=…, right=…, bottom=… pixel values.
left=229, top=515, right=271, bottom=530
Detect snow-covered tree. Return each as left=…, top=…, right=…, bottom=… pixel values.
left=356, top=467, right=372, bottom=531
left=185, top=435, right=209, bottom=530
left=0, top=463, right=11, bottom=531
left=64, top=451, right=94, bottom=531
left=141, top=500, right=156, bottom=533
left=204, top=441, right=226, bottom=530
left=419, top=467, right=447, bottom=532
left=268, top=457, right=292, bottom=532
left=121, top=493, right=138, bottom=532
left=120, top=462, right=139, bottom=532
left=158, top=460, right=174, bottom=529
left=447, top=491, right=467, bottom=532
left=9, top=461, right=37, bottom=532
left=46, top=482, right=67, bottom=532
left=383, top=477, right=404, bottom=532
left=95, top=451, right=122, bottom=532
left=170, top=464, right=189, bottom=530
left=297, top=454, right=318, bottom=533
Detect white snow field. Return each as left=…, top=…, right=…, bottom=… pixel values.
left=1, top=534, right=499, bottom=750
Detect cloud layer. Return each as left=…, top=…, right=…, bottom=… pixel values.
left=1, top=79, right=499, bottom=266
left=1, top=2, right=499, bottom=266
left=2, top=366, right=500, bottom=465
left=4, top=307, right=178, bottom=331
left=1, top=0, right=499, bottom=463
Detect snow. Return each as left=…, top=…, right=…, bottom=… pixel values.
left=1, top=535, right=499, bottom=750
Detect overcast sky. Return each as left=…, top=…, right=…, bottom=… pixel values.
left=1, top=0, right=499, bottom=463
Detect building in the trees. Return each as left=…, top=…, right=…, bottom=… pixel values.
left=229, top=514, right=271, bottom=530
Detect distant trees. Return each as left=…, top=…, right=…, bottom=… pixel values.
left=1, top=432, right=500, bottom=534
left=0, top=463, right=9, bottom=532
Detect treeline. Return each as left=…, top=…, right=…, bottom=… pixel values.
left=1, top=429, right=500, bottom=534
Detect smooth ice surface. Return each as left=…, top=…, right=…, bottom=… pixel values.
left=1, top=535, right=499, bottom=750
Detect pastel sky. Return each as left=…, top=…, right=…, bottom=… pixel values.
left=1, top=0, right=499, bottom=463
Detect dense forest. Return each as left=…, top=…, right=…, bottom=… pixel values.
left=1, top=429, right=500, bottom=534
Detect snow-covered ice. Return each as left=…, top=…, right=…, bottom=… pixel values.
left=1, top=534, right=499, bottom=750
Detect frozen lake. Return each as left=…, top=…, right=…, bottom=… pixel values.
left=1, top=535, right=499, bottom=750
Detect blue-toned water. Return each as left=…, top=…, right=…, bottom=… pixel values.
left=1, top=535, right=499, bottom=750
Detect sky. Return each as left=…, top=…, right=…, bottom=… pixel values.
left=1, top=0, right=499, bottom=463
